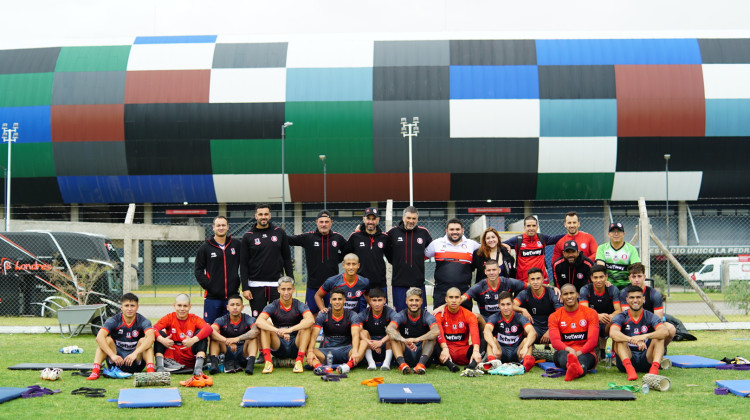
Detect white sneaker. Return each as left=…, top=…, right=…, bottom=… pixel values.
left=40, top=368, right=51, bottom=380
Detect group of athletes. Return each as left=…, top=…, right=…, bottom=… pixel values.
left=86, top=204, right=675, bottom=386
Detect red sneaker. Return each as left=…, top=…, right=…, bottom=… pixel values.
left=399, top=363, right=412, bottom=375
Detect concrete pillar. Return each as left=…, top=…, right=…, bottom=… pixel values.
left=143, top=203, right=153, bottom=286
left=218, top=203, right=227, bottom=216
left=603, top=200, right=611, bottom=240
left=447, top=201, right=456, bottom=220
left=524, top=201, right=533, bottom=218
left=294, top=202, right=303, bottom=278
left=70, top=204, right=79, bottom=222
left=678, top=201, right=688, bottom=246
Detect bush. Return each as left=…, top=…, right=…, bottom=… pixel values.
left=726, top=280, right=750, bottom=315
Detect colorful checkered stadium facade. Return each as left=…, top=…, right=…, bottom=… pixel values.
left=0, top=36, right=747, bottom=204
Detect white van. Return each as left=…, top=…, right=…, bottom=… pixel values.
left=689, top=257, right=750, bottom=288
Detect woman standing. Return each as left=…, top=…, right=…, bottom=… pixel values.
left=473, top=227, right=515, bottom=281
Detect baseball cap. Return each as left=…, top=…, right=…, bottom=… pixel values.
left=563, top=240, right=578, bottom=252
left=316, top=210, right=332, bottom=220
left=609, top=222, right=624, bottom=232
left=364, top=207, right=379, bottom=217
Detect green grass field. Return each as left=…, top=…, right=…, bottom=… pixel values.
left=0, top=332, right=748, bottom=419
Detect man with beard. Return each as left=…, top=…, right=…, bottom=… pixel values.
left=425, top=218, right=479, bottom=310
left=346, top=207, right=389, bottom=302
left=513, top=268, right=562, bottom=345
left=195, top=215, right=241, bottom=323
left=386, top=206, right=432, bottom=312
left=551, top=240, right=594, bottom=291
left=579, top=265, right=622, bottom=356
left=503, top=216, right=565, bottom=284
left=552, top=211, right=598, bottom=262
left=240, top=204, right=293, bottom=317
left=387, top=288, right=440, bottom=374
left=548, top=284, right=600, bottom=381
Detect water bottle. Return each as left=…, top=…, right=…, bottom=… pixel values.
left=605, top=346, right=612, bottom=368
left=326, top=352, right=333, bottom=366
left=218, top=354, right=225, bottom=373
left=641, top=384, right=649, bottom=394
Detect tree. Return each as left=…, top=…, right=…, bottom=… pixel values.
left=726, top=281, right=750, bottom=315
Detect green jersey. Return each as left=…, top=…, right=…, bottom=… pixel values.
left=595, top=242, right=641, bottom=287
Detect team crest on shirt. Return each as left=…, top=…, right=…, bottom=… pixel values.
left=187, top=330, right=193, bottom=337
left=378, top=242, right=384, bottom=248
left=622, top=254, right=628, bottom=259
left=458, top=322, right=465, bottom=328
left=537, top=241, right=542, bottom=246
left=126, top=332, right=132, bottom=338
left=332, top=241, right=338, bottom=247
left=641, top=326, right=648, bottom=333
left=577, top=273, right=584, bottom=279
left=180, top=333, right=185, bottom=338
left=581, top=243, right=587, bottom=249
left=571, top=323, right=577, bottom=329
left=271, top=236, right=278, bottom=242
left=452, top=324, right=457, bottom=329
left=254, top=238, right=261, bottom=245
left=417, top=238, right=423, bottom=244
left=231, top=248, right=236, bottom=255
left=132, top=330, right=139, bottom=338
left=580, top=319, right=587, bottom=327
left=511, top=325, right=518, bottom=333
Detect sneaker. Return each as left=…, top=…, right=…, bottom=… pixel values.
left=180, top=375, right=206, bottom=387
left=224, top=358, right=237, bottom=374
left=335, top=364, right=350, bottom=374
left=293, top=360, right=304, bottom=373
left=380, top=364, right=391, bottom=371
left=367, top=365, right=377, bottom=371
left=40, top=368, right=51, bottom=380
left=262, top=361, right=274, bottom=374
left=156, top=366, right=166, bottom=373
left=163, top=358, right=184, bottom=372
left=245, top=361, right=255, bottom=375
left=208, top=356, right=220, bottom=375
left=414, top=363, right=426, bottom=375
left=104, top=366, right=133, bottom=379
left=399, top=363, right=412, bottom=375
left=314, top=366, right=333, bottom=376
left=200, top=373, right=214, bottom=386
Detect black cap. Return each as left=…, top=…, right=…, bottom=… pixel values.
left=317, top=210, right=332, bottom=220
left=364, top=207, right=379, bottom=217
left=563, top=240, right=578, bottom=252
left=609, top=222, right=624, bottom=232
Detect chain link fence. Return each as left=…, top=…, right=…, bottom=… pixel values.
left=1, top=200, right=748, bottom=321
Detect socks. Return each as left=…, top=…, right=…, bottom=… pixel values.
left=146, top=363, right=155, bottom=373
left=155, top=356, right=164, bottom=370
left=564, top=353, right=584, bottom=381
left=467, top=360, right=477, bottom=370
left=622, top=358, right=638, bottom=381
left=296, top=352, right=305, bottom=363
left=313, top=361, right=322, bottom=369
left=522, top=355, right=536, bottom=372
left=92, top=362, right=101, bottom=374
left=396, top=356, right=405, bottom=366
left=193, top=356, right=205, bottom=376
left=445, top=360, right=459, bottom=372
left=346, top=359, right=355, bottom=369
left=245, top=356, right=256, bottom=375
left=262, top=348, right=272, bottom=363
left=365, top=349, right=376, bottom=369
left=649, top=361, right=661, bottom=375
left=382, top=350, right=393, bottom=368
left=418, top=353, right=431, bottom=367
left=487, top=355, right=497, bottom=362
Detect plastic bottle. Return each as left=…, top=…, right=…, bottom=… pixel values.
left=326, top=352, right=333, bottom=366
left=218, top=354, right=225, bottom=373
left=605, top=345, right=612, bottom=368
left=641, top=384, right=649, bottom=394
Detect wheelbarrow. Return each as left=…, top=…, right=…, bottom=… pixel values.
left=56, top=304, right=107, bottom=338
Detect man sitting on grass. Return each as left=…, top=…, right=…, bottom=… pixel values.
left=579, top=265, right=621, bottom=357
left=434, top=287, right=482, bottom=372
left=353, top=287, right=395, bottom=370
left=307, top=288, right=365, bottom=374
left=484, top=291, right=537, bottom=372
left=548, top=284, right=600, bottom=381
left=386, top=287, right=439, bottom=375
left=610, top=285, right=669, bottom=381
left=513, top=268, right=562, bottom=347
left=153, top=293, right=214, bottom=387
left=208, top=295, right=260, bottom=375
left=87, top=293, right=155, bottom=380
left=255, top=276, right=314, bottom=374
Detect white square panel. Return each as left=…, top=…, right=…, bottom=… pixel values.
left=538, top=137, right=617, bottom=173
left=210, top=68, right=286, bottom=103
left=450, top=99, right=539, bottom=138
left=702, top=64, right=750, bottom=99
left=127, top=43, right=216, bottom=70
left=213, top=174, right=290, bottom=203
left=611, top=171, right=702, bottom=201
left=286, top=40, right=374, bottom=68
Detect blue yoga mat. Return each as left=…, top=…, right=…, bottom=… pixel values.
left=667, top=355, right=725, bottom=368
left=716, top=380, right=750, bottom=397
left=118, top=388, right=182, bottom=408
left=241, top=387, right=306, bottom=407
left=378, top=384, right=440, bottom=403
left=0, top=387, right=27, bottom=404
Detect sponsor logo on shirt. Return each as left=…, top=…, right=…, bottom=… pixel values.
left=445, top=333, right=465, bottom=341
left=254, top=238, right=261, bottom=245
left=314, top=242, right=319, bottom=246
left=360, top=242, right=365, bottom=247
left=562, top=332, right=587, bottom=341
left=262, top=234, right=267, bottom=238
left=397, top=237, right=403, bottom=242
left=210, top=252, right=217, bottom=258
left=521, top=249, right=543, bottom=257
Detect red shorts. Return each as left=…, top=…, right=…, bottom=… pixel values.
left=448, top=343, right=471, bottom=365
left=165, top=346, right=196, bottom=368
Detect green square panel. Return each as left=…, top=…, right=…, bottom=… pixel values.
left=0, top=73, right=54, bottom=107
left=55, top=46, right=132, bottom=72
left=536, top=172, right=614, bottom=200
left=284, top=101, right=373, bottom=174
left=210, top=139, right=280, bottom=174
left=0, top=142, right=56, bottom=177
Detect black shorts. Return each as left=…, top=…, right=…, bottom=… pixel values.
left=553, top=350, right=596, bottom=376
left=272, top=332, right=299, bottom=359
left=403, top=342, right=432, bottom=367
left=598, top=322, right=609, bottom=338
left=367, top=336, right=388, bottom=362
left=532, top=324, right=549, bottom=343
left=616, top=349, right=650, bottom=372
left=109, top=348, right=146, bottom=373
left=500, top=343, right=521, bottom=363
left=320, top=345, right=352, bottom=365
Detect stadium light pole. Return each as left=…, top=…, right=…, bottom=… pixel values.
left=319, top=155, right=327, bottom=209
left=281, top=122, right=293, bottom=230
left=665, top=153, right=671, bottom=296
left=400, top=117, right=420, bottom=206
left=2, top=123, right=18, bottom=232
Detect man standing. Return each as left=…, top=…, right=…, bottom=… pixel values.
left=346, top=207, right=389, bottom=298
left=579, top=265, right=621, bottom=355
left=255, top=277, right=314, bottom=374
left=315, top=253, right=370, bottom=313
left=153, top=294, right=214, bottom=387
left=195, top=215, right=242, bottom=323
left=548, top=284, right=600, bottom=381
left=596, top=222, right=641, bottom=289
left=513, top=268, right=562, bottom=345
left=434, top=287, right=482, bottom=372
left=386, top=206, right=432, bottom=312
left=208, top=295, right=260, bottom=375
left=619, top=263, right=676, bottom=345
left=308, top=288, right=364, bottom=374
left=503, top=216, right=565, bottom=284
left=610, top=285, right=669, bottom=380
left=551, top=240, right=595, bottom=291
left=87, top=293, right=155, bottom=380
left=484, top=291, right=536, bottom=371
left=387, top=287, right=440, bottom=374
left=353, top=288, right=395, bottom=370
left=552, top=211, right=598, bottom=262
left=240, top=204, right=294, bottom=318
left=289, top=210, right=346, bottom=314
left=425, top=218, right=479, bottom=310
